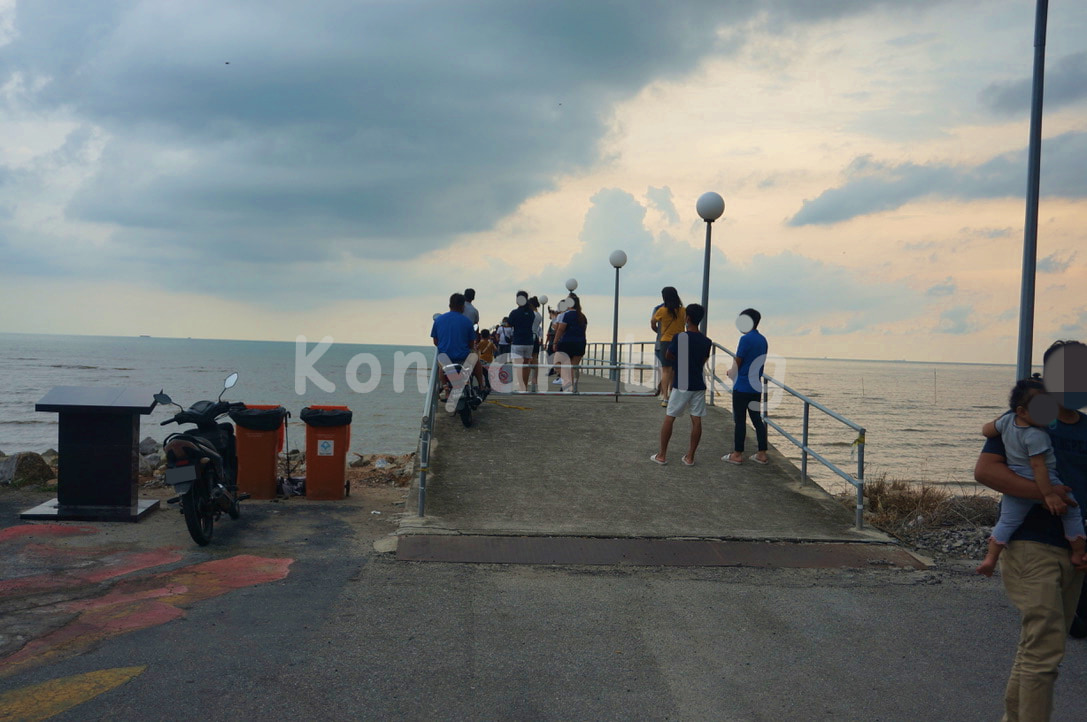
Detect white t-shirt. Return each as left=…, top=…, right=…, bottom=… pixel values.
left=532, top=311, right=543, bottom=341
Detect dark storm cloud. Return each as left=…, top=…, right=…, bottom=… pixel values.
left=2, top=2, right=938, bottom=260
left=4, top=0, right=738, bottom=263
left=788, top=131, right=1087, bottom=226
left=980, top=52, right=1087, bottom=115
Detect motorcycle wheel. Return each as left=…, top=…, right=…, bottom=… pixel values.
left=182, top=476, right=215, bottom=546
left=227, top=495, right=241, bottom=520
left=459, top=399, right=472, bottom=428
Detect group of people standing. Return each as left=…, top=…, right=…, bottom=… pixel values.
left=432, top=287, right=590, bottom=394
left=648, top=286, right=768, bottom=467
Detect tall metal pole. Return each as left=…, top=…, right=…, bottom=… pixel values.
left=611, top=266, right=620, bottom=383
left=700, top=220, right=712, bottom=333
left=1016, top=0, right=1048, bottom=381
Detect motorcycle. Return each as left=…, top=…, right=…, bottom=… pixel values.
left=155, top=372, right=248, bottom=545
left=442, top=361, right=486, bottom=427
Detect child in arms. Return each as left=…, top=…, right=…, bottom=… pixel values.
left=976, top=378, right=1086, bottom=576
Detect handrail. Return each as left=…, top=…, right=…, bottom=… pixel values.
left=584, top=341, right=657, bottom=389
left=706, top=341, right=866, bottom=529
left=416, top=349, right=442, bottom=516
left=489, top=358, right=656, bottom=398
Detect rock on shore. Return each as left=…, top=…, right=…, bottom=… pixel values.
left=0, top=452, right=54, bottom=485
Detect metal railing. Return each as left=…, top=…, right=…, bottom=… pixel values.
left=706, top=342, right=867, bottom=529
left=584, top=341, right=657, bottom=388
left=487, top=349, right=657, bottom=399
left=416, top=349, right=441, bottom=516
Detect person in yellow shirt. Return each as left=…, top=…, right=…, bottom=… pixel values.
left=476, top=328, right=497, bottom=389
left=651, top=287, right=686, bottom=407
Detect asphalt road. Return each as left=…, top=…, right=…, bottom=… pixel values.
left=1, top=484, right=1085, bottom=721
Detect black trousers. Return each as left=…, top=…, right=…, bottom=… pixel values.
left=732, top=390, right=767, bottom=453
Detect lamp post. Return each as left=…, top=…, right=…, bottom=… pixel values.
left=1016, top=0, right=1048, bottom=380
left=609, top=250, right=627, bottom=384
left=696, top=192, right=725, bottom=334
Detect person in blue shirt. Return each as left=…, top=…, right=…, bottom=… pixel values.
left=507, top=291, right=536, bottom=391
left=724, top=308, right=769, bottom=465
left=974, top=340, right=1087, bottom=720
left=430, top=293, right=482, bottom=399
left=552, top=292, right=588, bottom=392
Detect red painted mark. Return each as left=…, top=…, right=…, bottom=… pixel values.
left=0, top=525, right=97, bottom=544
left=0, top=547, right=184, bottom=597
left=0, top=555, right=294, bottom=678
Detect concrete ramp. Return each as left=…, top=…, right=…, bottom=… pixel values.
left=399, top=376, right=907, bottom=566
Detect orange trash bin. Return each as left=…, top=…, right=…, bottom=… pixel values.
left=300, top=405, right=352, bottom=500
left=229, top=405, right=288, bottom=500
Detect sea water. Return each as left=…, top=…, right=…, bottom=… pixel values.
left=0, top=333, right=432, bottom=459
left=0, top=332, right=1060, bottom=491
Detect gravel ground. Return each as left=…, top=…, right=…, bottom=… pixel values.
left=855, top=492, right=1000, bottom=565
left=898, top=524, right=992, bottom=562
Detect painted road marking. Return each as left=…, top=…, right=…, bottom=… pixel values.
left=0, top=556, right=293, bottom=679
left=0, top=666, right=145, bottom=720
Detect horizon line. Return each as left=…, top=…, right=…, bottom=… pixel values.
left=0, top=330, right=1037, bottom=368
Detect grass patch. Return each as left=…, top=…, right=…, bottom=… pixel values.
left=840, top=474, right=998, bottom=535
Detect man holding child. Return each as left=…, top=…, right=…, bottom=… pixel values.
left=974, top=339, right=1087, bottom=721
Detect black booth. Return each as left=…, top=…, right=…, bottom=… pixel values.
left=22, top=386, right=160, bottom=522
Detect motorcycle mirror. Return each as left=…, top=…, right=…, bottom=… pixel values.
left=154, top=392, right=173, bottom=406
left=219, top=372, right=239, bottom=402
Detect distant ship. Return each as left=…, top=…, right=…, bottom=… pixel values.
left=139, top=334, right=151, bottom=338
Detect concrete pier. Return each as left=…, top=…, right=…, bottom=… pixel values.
left=400, top=376, right=918, bottom=567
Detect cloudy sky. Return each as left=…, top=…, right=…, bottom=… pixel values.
left=1, top=0, right=1084, bottom=364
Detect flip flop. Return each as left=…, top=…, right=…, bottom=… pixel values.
left=650, top=454, right=667, bottom=466
left=722, top=455, right=743, bottom=465
left=752, top=456, right=769, bottom=465
left=681, top=455, right=695, bottom=466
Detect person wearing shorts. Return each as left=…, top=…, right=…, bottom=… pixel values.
left=508, top=291, right=536, bottom=391
left=650, top=287, right=686, bottom=406
left=651, top=304, right=711, bottom=466
left=552, top=293, right=588, bottom=392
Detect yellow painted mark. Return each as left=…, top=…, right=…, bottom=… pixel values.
left=0, top=666, right=145, bottom=721
left=486, top=400, right=530, bottom=410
